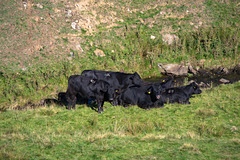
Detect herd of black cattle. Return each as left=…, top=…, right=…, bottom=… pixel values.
left=66, top=70, right=202, bottom=113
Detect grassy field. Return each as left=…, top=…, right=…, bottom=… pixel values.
left=0, top=82, right=240, bottom=159
left=0, top=0, right=240, bottom=159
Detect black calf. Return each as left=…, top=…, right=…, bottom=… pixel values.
left=159, top=82, right=202, bottom=104
left=119, top=85, right=161, bottom=109
left=141, top=76, right=175, bottom=108
left=179, top=82, right=202, bottom=97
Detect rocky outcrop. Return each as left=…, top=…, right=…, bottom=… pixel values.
left=158, top=62, right=240, bottom=77
left=157, top=63, right=188, bottom=76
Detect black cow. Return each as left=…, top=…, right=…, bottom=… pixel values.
left=140, top=76, right=175, bottom=108
left=160, top=77, right=176, bottom=89
left=81, top=70, right=143, bottom=86
left=81, top=70, right=143, bottom=105
left=179, top=82, right=202, bottom=97
left=66, top=75, right=114, bottom=113
left=159, top=82, right=202, bottom=104
left=119, top=84, right=161, bottom=109
left=142, top=76, right=175, bottom=89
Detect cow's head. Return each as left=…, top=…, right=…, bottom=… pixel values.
left=190, top=82, right=202, bottom=94
left=160, top=76, right=175, bottom=88
left=103, top=84, right=114, bottom=102
left=146, top=85, right=161, bottom=101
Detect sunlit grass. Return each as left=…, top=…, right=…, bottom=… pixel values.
left=0, top=82, right=239, bottom=159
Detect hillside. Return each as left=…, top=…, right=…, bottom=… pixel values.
left=1, top=0, right=239, bottom=71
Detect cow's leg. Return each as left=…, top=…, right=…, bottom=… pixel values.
left=67, top=94, right=76, bottom=110
left=100, top=101, right=104, bottom=112
left=112, top=96, right=118, bottom=106
left=66, top=92, right=72, bottom=110
left=72, top=95, right=77, bottom=110
left=96, top=99, right=102, bottom=113
left=139, top=101, right=149, bottom=109
left=180, top=97, right=190, bottom=104
left=68, top=101, right=72, bottom=110
left=185, top=98, right=190, bottom=104
left=123, top=103, right=128, bottom=108
left=96, top=98, right=105, bottom=113
left=112, top=99, right=116, bottom=106
left=158, top=101, right=164, bottom=107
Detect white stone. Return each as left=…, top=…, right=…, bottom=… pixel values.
left=71, top=22, right=76, bottom=29
left=127, top=9, right=132, bottom=13
left=67, top=10, right=72, bottom=17
left=37, top=4, right=43, bottom=9
left=76, top=44, right=83, bottom=52
left=150, top=35, right=156, bottom=40
left=23, top=2, right=27, bottom=9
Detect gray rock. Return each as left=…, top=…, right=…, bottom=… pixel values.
left=66, top=10, right=72, bottom=17
left=71, top=22, right=77, bottom=29
left=219, top=78, right=230, bottom=84
left=198, top=82, right=211, bottom=88
left=222, top=67, right=229, bottom=74
left=23, top=1, right=27, bottom=9
left=233, top=64, right=240, bottom=74
left=36, top=3, right=43, bottom=9
left=212, top=66, right=229, bottom=74
left=158, top=63, right=188, bottom=76
left=188, top=63, right=197, bottom=75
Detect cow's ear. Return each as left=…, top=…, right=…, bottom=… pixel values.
left=190, top=82, right=197, bottom=86
left=133, top=72, right=141, bottom=78
left=146, top=86, right=153, bottom=94
left=193, top=84, right=198, bottom=89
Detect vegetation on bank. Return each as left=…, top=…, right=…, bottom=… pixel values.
left=0, top=0, right=239, bottom=108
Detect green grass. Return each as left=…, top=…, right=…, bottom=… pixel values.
left=0, top=82, right=239, bottom=159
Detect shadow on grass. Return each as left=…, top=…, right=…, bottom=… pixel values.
left=14, top=92, right=99, bottom=112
